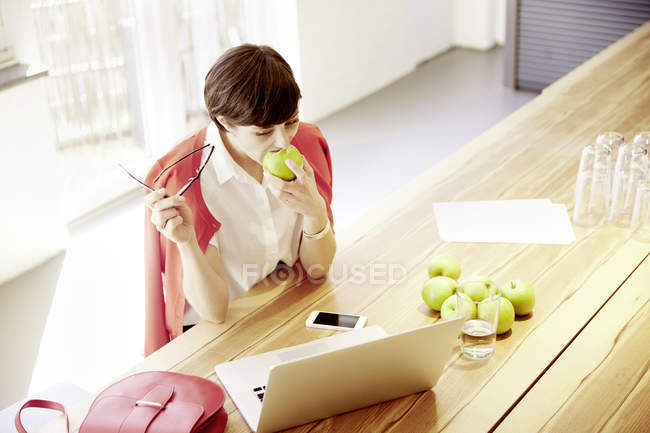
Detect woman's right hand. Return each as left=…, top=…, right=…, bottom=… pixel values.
left=145, top=188, right=196, bottom=244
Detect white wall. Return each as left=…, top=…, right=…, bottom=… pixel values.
left=189, top=0, right=506, bottom=124
left=295, top=0, right=454, bottom=121
left=0, top=1, right=67, bottom=284
left=0, top=0, right=41, bottom=64
left=0, top=77, right=68, bottom=285
left=248, top=0, right=302, bottom=87
left=453, top=0, right=506, bottom=50
left=496, top=0, right=507, bottom=46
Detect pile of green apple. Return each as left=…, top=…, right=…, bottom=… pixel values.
left=421, top=254, right=535, bottom=335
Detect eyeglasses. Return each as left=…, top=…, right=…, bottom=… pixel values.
left=118, top=144, right=215, bottom=196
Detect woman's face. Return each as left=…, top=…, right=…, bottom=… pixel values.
left=218, top=112, right=301, bottom=165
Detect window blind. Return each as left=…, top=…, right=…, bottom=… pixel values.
left=517, top=0, right=650, bottom=91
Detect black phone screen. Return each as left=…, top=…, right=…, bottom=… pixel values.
left=314, top=312, right=360, bottom=328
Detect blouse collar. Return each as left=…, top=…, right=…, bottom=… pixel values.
left=205, top=121, right=256, bottom=185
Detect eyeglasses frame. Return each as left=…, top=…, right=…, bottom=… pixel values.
left=118, top=143, right=215, bottom=196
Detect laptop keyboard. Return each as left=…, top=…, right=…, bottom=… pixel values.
left=253, top=385, right=266, bottom=402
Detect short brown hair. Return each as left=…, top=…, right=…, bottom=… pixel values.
left=204, top=44, right=301, bottom=129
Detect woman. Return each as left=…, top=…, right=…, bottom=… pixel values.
left=143, top=45, right=336, bottom=356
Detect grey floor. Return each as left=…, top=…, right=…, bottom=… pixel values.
left=0, top=47, right=536, bottom=408
left=321, top=47, right=536, bottom=228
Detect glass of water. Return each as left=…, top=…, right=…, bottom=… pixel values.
left=456, top=281, right=501, bottom=360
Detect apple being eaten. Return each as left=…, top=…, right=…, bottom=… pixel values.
left=441, top=292, right=476, bottom=321
left=427, top=254, right=461, bottom=280
left=501, top=279, right=535, bottom=316
left=457, top=277, right=498, bottom=302
left=422, top=276, right=458, bottom=311
left=477, top=297, right=515, bottom=335
left=262, top=145, right=304, bottom=181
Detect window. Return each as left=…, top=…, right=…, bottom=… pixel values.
left=29, top=0, right=252, bottom=221
left=32, top=0, right=136, bottom=150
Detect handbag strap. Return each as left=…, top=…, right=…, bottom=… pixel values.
left=15, top=399, right=70, bottom=433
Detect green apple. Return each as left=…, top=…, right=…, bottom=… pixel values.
left=440, top=292, right=476, bottom=320
left=477, top=297, right=515, bottom=335
left=262, top=145, right=304, bottom=180
left=427, top=254, right=461, bottom=280
left=457, top=276, right=498, bottom=302
left=501, top=279, right=535, bottom=316
left=422, top=276, right=458, bottom=311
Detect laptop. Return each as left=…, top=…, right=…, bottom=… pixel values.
left=214, top=318, right=464, bottom=433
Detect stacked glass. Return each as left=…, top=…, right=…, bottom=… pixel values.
left=609, top=132, right=649, bottom=227
left=573, top=131, right=650, bottom=241
left=573, top=134, right=615, bottom=227
left=597, top=131, right=625, bottom=192
left=630, top=133, right=650, bottom=242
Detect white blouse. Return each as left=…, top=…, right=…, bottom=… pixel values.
left=184, top=122, right=303, bottom=325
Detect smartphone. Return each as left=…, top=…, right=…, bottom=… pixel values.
left=305, top=311, right=367, bottom=331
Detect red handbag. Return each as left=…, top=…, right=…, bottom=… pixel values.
left=14, top=371, right=228, bottom=433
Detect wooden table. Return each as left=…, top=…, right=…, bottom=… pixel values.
left=41, top=22, right=650, bottom=433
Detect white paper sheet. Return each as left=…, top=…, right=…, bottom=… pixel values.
left=432, top=200, right=575, bottom=244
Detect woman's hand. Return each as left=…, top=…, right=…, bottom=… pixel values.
left=264, top=158, right=327, bottom=222
left=145, top=188, right=196, bottom=244
left=265, top=157, right=336, bottom=280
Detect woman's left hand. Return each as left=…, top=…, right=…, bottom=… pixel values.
left=264, top=158, right=327, bottom=220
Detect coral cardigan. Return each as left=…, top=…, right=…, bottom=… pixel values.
left=143, top=122, right=334, bottom=356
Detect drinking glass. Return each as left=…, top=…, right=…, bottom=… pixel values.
left=630, top=180, right=650, bottom=242
left=573, top=141, right=613, bottom=227
left=597, top=131, right=625, bottom=190
left=609, top=135, right=649, bottom=227
left=456, top=281, right=501, bottom=360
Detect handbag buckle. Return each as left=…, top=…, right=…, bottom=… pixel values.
left=135, top=400, right=164, bottom=409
